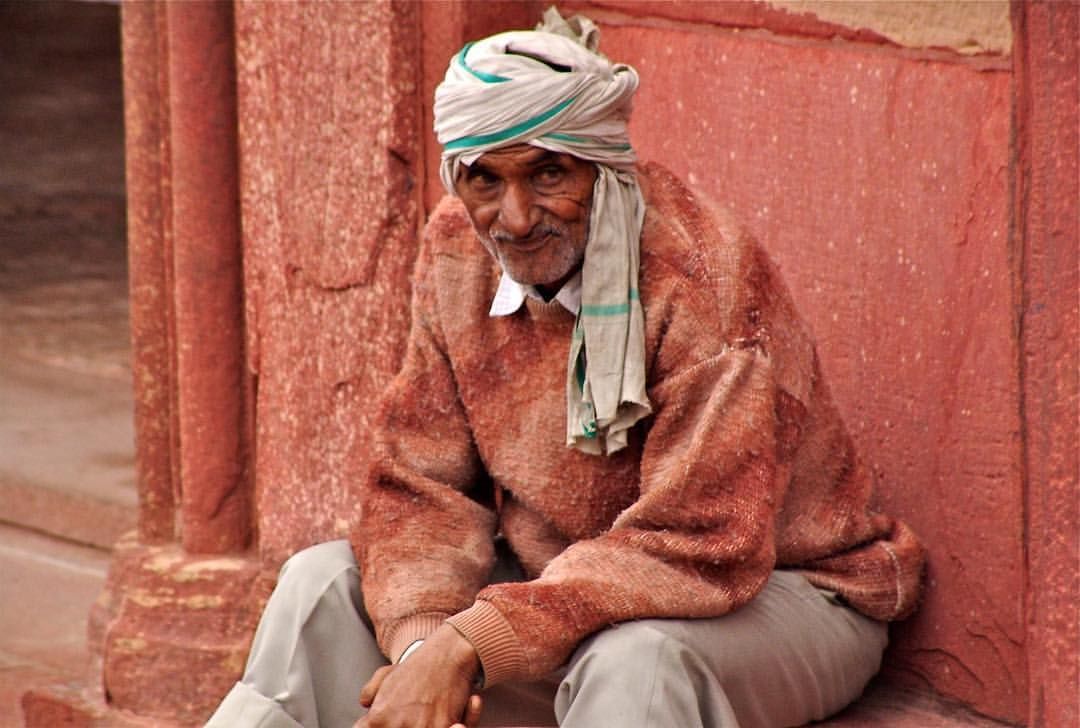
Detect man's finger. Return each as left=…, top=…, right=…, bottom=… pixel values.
left=449, top=694, right=482, bottom=728
left=462, top=694, right=483, bottom=727
left=358, top=665, right=393, bottom=707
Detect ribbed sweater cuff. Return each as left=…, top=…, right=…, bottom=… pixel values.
left=384, top=612, right=449, bottom=663
left=446, top=601, right=528, bottom=687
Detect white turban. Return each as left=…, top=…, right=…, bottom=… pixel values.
left=434, top=9, right=651, bottom=455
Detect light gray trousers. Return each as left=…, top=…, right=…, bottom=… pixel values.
left=206, top=540, right=886, bottom=728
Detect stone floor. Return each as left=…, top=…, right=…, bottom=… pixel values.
left=0, top=0, right=134, bottom=547
left=0, top=524, right=110, bottom=727
left=0, top=1, right=133, bottom=725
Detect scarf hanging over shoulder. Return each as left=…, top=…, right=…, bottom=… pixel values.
left=433, top=9, right=651, bottom=455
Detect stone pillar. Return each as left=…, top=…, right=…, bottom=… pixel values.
left=124, top=0, right=175, bottom=546
left=233, top=0, right=427, bottom=567
left=82, top=2, right=264, bottom=724
left=166, top=0, right=251, bottom=555
left=124, top=0, right=253, bottom=555
left=1013, top=3, right=1079, bottom=726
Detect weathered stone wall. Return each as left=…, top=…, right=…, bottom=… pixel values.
left=1013, top=4, right=1079, bottom=726
left=234, top=1, right=424, bottom=566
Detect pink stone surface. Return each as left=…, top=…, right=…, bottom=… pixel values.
left=234, top=1, right=424, bottom=566
left=121, top=0, right=176, bottom=545
left=165, top=1, right=251, bottom=554
left=548, top=14, right=1025, bottom=724
left=1014, top=3, right=1079, bottom=726
left=96, top=536, right=264, bottom=724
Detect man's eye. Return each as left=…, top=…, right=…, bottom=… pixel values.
left=469, top=171, right=499, bottom=190
left=534, top=166, right=565, bottom=186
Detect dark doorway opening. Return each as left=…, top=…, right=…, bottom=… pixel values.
left=0, top=0, right=135, bottom=549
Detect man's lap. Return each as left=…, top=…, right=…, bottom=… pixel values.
left=212, top=541, right=886, bottom=728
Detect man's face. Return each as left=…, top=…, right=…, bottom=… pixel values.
left=454, top=145, right=596, bottom=294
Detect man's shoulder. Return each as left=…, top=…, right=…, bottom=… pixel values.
left=638, top=161, right=761, bottom=291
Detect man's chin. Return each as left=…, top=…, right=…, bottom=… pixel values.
left=494, top=249, right=580, bottom=290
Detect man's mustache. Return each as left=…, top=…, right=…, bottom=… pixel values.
left=488, top=224, right=565, bottom=246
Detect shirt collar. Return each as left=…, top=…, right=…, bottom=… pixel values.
left=489, top=270, right=582, bottom=316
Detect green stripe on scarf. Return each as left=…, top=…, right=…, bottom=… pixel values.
left=456, top=43, right=510, bottom=84
left=580, top=289, right=639, bottom=316
left=444, top=97, right=577, bottom=150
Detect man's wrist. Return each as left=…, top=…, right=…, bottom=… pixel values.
left=438, top=623, right=484, bottom=690
left=396, top=626, right=483, bottom=690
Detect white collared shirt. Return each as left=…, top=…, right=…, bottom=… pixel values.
left=489, top=270, right=582, bottom=317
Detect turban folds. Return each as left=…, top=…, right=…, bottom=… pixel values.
left=434, top=11, right=638, bottom=184
left=433, top=10, right=651, bottom=455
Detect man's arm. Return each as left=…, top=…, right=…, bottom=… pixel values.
left=352, top=238, right=497, bottom=726
left=355, top=241, right=497, bottom=663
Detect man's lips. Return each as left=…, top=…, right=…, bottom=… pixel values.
left=500, top=232, right=556, bottom=252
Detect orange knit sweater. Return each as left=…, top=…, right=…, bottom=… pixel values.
left=356, top=162, right=924, bottom=687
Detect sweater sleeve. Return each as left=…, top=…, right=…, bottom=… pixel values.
left=448, top=340, right=784, bottom=685
left=355, top=244, right=498, bottom=663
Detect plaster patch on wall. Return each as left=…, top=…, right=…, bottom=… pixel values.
left=767, top=1, right=1011, bottom=55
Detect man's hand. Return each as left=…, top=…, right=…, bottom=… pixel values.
left=357, top=624, right=483, bottom=728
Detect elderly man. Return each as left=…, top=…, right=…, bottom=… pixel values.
left=207, top=11, right=923, bottom=728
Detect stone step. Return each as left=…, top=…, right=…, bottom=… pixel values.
left=820, top=682, right=1011, bottom=726
left=0, top=476, right=135, bottom=552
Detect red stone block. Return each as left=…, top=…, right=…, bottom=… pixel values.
left=22, top=687, right=96, bottom=728
left=1013, top=3, right=1080, bottom=727
left=234, top=0, right=425, bottom=566
left=95, top=537, right=264, bottom=724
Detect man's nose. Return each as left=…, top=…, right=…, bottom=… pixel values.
left=496, top=183, right=537, bottom=239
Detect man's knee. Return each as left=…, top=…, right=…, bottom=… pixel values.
left=566, top=620, right=702, bottom=689
left=276, top=539, right=359, bottom=598
left=557, top=621, right=721, bottom=726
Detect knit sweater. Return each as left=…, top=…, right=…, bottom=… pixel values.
left=355, top=162, right=924, bottom=687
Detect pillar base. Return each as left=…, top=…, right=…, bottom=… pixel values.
left=30, top=533, right=272, bottom=726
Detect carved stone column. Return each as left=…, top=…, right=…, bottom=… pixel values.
left=87, top=2, right=263, bottom=723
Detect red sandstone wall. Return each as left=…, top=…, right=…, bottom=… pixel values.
left=632, top=11, right=1013, bottom=723
left=234, top=1, right=424, bottom=565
